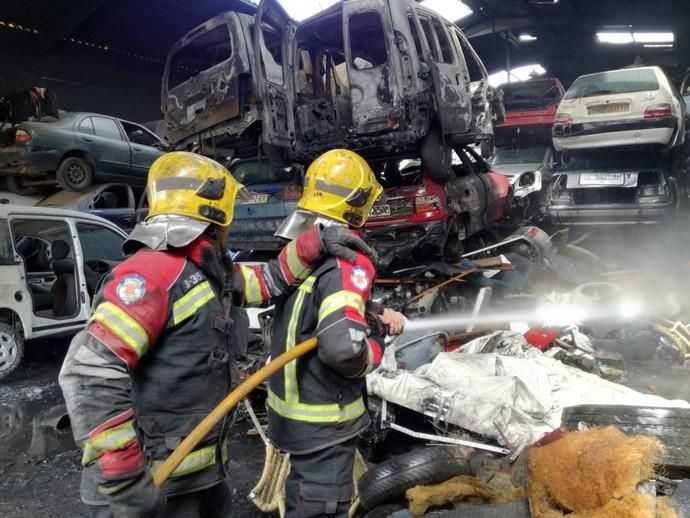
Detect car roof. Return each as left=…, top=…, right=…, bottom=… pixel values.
left=0, top=204, right=127, bottom=233
left=37, top=183, right=131, bottom=208
left=574, top=66, right=661, bottom=80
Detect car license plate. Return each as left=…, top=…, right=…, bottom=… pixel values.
left=238, top=193, right=269, bottom=205
left=579, top=173, right=625, bottom=186
left=587, top=103, right=629, bottom=115
left=370, top=204, right=391, bottom=217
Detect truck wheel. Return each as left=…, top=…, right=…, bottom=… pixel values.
left=358, top=446, right=472, bottom=510
left=56, top=157, right=94, bottom=192
left=5, top=175, right=41, bottom=196
left=562, top=405, right=690, bottom=468
left=0, top=323, right=24, bottom=381
left=421, top=127, right=454, bottom=184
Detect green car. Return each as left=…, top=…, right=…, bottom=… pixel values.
left=0, top=112, right=167, bottom=193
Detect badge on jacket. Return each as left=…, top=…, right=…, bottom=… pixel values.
left=351, top=266, right=369, bottom=291
left=116, top=275, right=146, bottom=304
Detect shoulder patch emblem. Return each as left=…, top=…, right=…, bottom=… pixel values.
left=116, top=275, right=146, bottom=304
left=350, top=266, right=369, bottom=291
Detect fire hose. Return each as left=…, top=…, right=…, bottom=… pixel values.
left=152, top=337, right=318, bottom=487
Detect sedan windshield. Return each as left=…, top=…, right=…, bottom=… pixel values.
left=564, top=68, right=660, bottom=100
left=230, top=160, right=298, bottom=186
left=492, top=147, right=546, bottom=166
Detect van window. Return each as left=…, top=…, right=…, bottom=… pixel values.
left=168, top=25, right=232, bottom=90
left=260, top=22, right=284, bottom=85
left=432, top=19, right=454, bottom=64
left=298, top=49, right=315, bottom=95
left=407, top=16, right=425, bottom=62
left=0, top=220, right=14, bottom=265
left=564, top=68, right=660, bottom=100
left=348, top=12, right=387, bottom=70
left=77, top=224, right=125, bottom=263
left=453, top=29, right=483, bottom=82
left=419, top=17, right=440, bottom=61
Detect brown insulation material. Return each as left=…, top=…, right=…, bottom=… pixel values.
left=406, top=475, right=522, bottom=516
left=527, top=426, right=677, bottom=518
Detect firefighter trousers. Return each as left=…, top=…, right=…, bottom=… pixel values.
left=86, top=480, right=232, bottom=518
left=285, top=438, right=357, bottom=518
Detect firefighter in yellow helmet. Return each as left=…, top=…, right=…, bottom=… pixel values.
left=59, top=151, right=377, bottom=518
left=270, top=149, right=405, bottom=517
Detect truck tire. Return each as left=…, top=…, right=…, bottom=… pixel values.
left=562, top=405, right=690, bottom=468
left=421, top=127, right=454, bottom=184
left=0, top=323, right=24, bottom=381
left=56, top=156, right=94, bottom=192
left=358, top=446, right=472, bottom=510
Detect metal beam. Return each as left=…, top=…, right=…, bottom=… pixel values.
left=464, top=17, right=532, bottom=38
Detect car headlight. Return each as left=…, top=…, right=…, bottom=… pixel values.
left=518, top=172, right=536, bottom=187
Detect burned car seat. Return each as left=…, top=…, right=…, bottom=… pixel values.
left=50, top=239, right=77, bottom=317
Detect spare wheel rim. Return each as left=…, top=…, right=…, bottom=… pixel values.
left=0, top=330, right=18, bottom=372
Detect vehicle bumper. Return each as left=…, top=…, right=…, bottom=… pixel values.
left=0, top=146, right=59, bottom=175
left=228, top=218, right=286, bottom=251
left=547, top=202, right=675, bottom=226
left=553, top=117, right=677, bottom=150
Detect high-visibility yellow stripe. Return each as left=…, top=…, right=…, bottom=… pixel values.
left=272, top=274, right=368, bottom=423
left=92, top=302, right=148, bottom=356
left=151, top=443, right=228, bottom=478
left=82, top=420, right=137, bottom=465
left=285, top=240, right=309, bottom=281
left=267, top=390, right=366, bottom=423
left=172, top=281, right=216, bottom=325
left=318, top=291, right=365, bottom=324
left=238, top=265, right=263, bottom=306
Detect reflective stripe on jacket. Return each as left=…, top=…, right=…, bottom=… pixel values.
left=267, top=253, right=382, bottom=454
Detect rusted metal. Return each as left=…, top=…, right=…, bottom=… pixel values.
left=408, top=268, right=476, bottom=303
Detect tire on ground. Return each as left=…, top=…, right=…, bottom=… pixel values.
left=421, top=126, right=454, bottom=184
left=56, top=156, right=94, bottom=192
left=358, top=446, right=472, bottom=510
left=0, top=322, right=24, bottom=381
left=562, top=405, right=690, bottom=468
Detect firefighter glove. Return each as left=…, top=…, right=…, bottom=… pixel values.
left=320, top=225, right=378, bottom=265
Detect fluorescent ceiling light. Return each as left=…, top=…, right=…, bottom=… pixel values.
left=596, top=31, right=634, bottom=44
left=643, top=43, right=674, bottom=48
left=420, top=0, right=473, bottom=21
left=633, top=32, right=674, bottom=43
left=519, top=34, right=537, bottom=42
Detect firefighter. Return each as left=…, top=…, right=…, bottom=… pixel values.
left=59, top=151, right=377, bottom=518
left=268, top=149, right=405, bottom=517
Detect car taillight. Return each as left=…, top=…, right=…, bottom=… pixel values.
left=415, top=195, right=442, bottom=212
left=644, top=103, right=672, bottom=118
left=553, top=113, right=573, bottom=125
left=14, top=129, right=31, bottom=144
left=281, top=186, right=303, bottom=201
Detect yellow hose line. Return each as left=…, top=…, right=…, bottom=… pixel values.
left=153, top=337, right=318, bottom=487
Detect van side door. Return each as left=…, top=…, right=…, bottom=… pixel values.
left=411, top=9, right=471, bottom=136
left=254, top=0, right=296, bottom=149
left=342, top=1, right=402, bottom=135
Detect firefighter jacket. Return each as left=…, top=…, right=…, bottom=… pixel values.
left=59, top=227, right=325, bottom=509
left=267, top=246, right=383, bottom=455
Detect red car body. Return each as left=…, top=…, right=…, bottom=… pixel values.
left=495, top=77, right=566, bottom=128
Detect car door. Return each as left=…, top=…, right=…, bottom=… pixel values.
left=118, top=120, right=165, bottom=180
left=450, top=27, right=494, bottom=137
left=81, top=116, right=132, bottom=178
left=254, top=0, right=296, bottom=149
left=162, top=12, right=247, bottom=142
left=411, top=9, right=471, bottom=136
left=85, top=184, right=137, bottom=231
left=342, top=1, right=402, bottom=135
